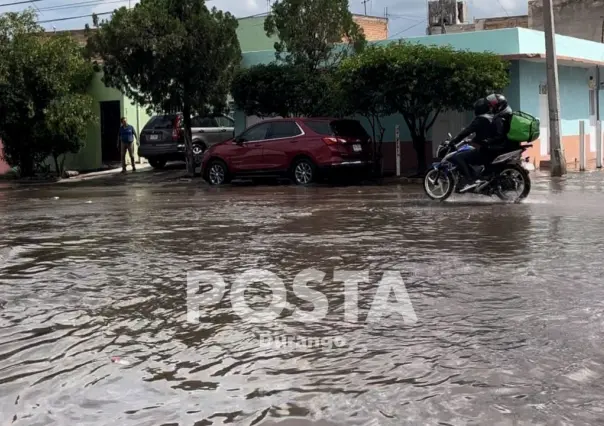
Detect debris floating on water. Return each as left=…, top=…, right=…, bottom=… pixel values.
left=52, top=196, right=59, bottom=200
left=111, top=356, right=130, bottom=365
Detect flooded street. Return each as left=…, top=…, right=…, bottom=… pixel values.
left=2, top=171, right=604, bottom=425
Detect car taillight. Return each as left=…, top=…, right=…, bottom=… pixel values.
left=322, top=137, right=346, bottom=145
left=172, top=116, right=181, bottom=141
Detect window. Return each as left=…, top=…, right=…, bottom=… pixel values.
left=216, top=116, right=235, bottom=127
left=305, top=121, right=333, bottom=136
left=330, top=120, right=370, bottom=139
left=305, top=120, right=369, bottom=139
left=147, top=115, right=176, bottom=130
left=240, top=123, right=270, bottom=142
left=191, top=116, right=218, bottom=128
left=268, top=121, right=303, bottom=139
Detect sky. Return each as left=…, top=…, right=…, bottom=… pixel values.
left=1, top=0, right=529, bottom=38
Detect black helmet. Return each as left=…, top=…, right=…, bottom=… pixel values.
left=473, top=98, right=491, bottom=116
left=487, top=93, right=508, bottom=114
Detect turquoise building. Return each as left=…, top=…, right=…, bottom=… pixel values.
left=238, top=28, right=604, bottom=172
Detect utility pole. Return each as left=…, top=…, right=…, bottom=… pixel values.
left=543, top=0, right=566, bottom=176
left=439, top=0, right=446, bottom=34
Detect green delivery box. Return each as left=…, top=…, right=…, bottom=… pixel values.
left=508, top=111, right=540, bottom=143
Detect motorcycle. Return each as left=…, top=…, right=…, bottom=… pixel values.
left=423, top=133, right=532, bottom=203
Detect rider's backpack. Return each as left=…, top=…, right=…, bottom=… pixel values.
left=507, top=111, right=540, bottom=143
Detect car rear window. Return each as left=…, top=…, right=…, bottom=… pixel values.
left=144, top=115, right=176, bottom=130
left=305, top=120, right=369, bottom=138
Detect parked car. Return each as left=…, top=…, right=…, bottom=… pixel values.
left=201, top=117, right=372, bottom=185
left=139, top=113, right=235, bottom=169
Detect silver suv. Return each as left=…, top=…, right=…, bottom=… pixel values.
left=139, top=113, right=235, bottom=169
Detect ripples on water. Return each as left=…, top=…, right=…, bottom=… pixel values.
left=1, top=173, right=604, bottom=425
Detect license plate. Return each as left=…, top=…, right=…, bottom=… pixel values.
left=353, top=144, right=362, bottom=152
left=150, top=135, right=159, bottom=140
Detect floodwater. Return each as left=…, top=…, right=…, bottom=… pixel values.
left=1, top=171, right=604, bottom=425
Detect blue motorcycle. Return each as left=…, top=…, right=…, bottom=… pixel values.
left=423, top=133, right=532, bottom=202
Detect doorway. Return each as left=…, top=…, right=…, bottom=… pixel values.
left=100, top=100, right=121, bottom=164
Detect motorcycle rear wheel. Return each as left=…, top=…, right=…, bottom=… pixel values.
left=424, top=169, right=455, bottom=201
left=495, top=165, right=531, bottom=203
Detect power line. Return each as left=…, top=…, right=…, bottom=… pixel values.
left=38, top=0, right=128, bottom=12
left=388, top=19, right=427, bottom=39
left=0, top=0, right=42, bottom=7
left=495, top=0, right=510, bottom=17
left=37, top=10, right=112, bottom=24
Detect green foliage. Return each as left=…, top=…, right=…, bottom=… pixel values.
left=87, top=0, right=241, bottom=175
left=264, top=0, right=366, bottom=69
left=231, top=63, right=346, bottom=118
left=337, top=49, right=395, bottom=172
left=87, top=0, right=240, bottom=116
left=0, top=11, right=94, bottom=177
left=345, top=41, right=510, bottom=171
left=46, top=94, right=94, bottom=176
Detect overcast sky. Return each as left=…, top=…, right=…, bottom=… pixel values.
left=2, top=0, right=529, bottom=38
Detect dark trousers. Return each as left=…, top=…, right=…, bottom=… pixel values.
left=452, top=149, right=484, bottom=181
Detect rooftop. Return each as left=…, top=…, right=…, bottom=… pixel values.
left=242, top=27, right=604, bottom=67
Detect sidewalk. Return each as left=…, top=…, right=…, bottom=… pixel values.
left=56, top=163, right=152, bottom=184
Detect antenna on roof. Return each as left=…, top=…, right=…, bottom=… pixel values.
left=362, top=0, right=369, bottom=15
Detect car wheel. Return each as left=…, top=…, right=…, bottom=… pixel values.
left=292, top=158, right=316, bottom=185
left=149, top=158, right=167, bottom=169
left=206, top=160, right=230, bottom=185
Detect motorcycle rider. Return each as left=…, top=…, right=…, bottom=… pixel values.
left=448, top=94, right=514, bottom=192
left=448, top=97, right=497, bottom=192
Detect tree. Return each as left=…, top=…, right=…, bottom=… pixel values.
left=87, top=0, right=241, bottom=176
left=337, top=51, right=395, bottom=176
left=350, top=42, right=510, bottom=174
left=46, top=94, right=94, bottom=177
left=231, top=63, right=345, bottom=118
left=264, top=0, right=366, bottom=70
left=0, top=10, right=94, bottom=177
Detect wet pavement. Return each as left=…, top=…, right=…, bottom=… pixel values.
left=1, top=169, right=604, bottom=425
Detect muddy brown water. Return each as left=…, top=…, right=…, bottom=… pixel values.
left=1, top=172, right=604, bottom=425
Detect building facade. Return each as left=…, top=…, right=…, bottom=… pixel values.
left=239, top=28, right=604, bottom=173
left=427, top=0, right=529, bottom=34
left=529, top=0, right=604, bottom=43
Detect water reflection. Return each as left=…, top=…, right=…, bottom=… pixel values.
left=1, top=173, right=604, bottom=424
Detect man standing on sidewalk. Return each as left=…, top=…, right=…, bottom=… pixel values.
left=118, top=117, right=137, bottom=173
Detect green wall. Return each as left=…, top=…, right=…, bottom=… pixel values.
left=236, top=16, right=277, bottom=52
left=45, top=71, right=123, bottom=173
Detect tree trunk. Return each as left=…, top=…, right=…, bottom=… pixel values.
left=182, top=102, right=195, bottom=177
left=53, top=154, right=61, bottom=178
left=60, top=155, right=66, bottom=178
left=412, top=135, right=428, bottom=175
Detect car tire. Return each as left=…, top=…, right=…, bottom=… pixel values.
left=205, top=159, right=231, bottom=185
left=291, top=158, right=316, bottom=185
left=149, top=158, right=167, bottom=169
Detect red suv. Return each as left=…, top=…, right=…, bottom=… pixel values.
left=201, top=117, right=372, bottom=185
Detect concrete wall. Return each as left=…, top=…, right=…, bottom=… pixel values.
left=429, top=15, right=528, bottom=34
left=529, top=0, right=604, bottom=43
left=236, top=14, right=388, bottom=53
left=517, top=60, right=597, bottom=167
left=52, top=72, right=123, bottom=172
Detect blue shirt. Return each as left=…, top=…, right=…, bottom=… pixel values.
left=119, top=124, right=136, bottom=143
